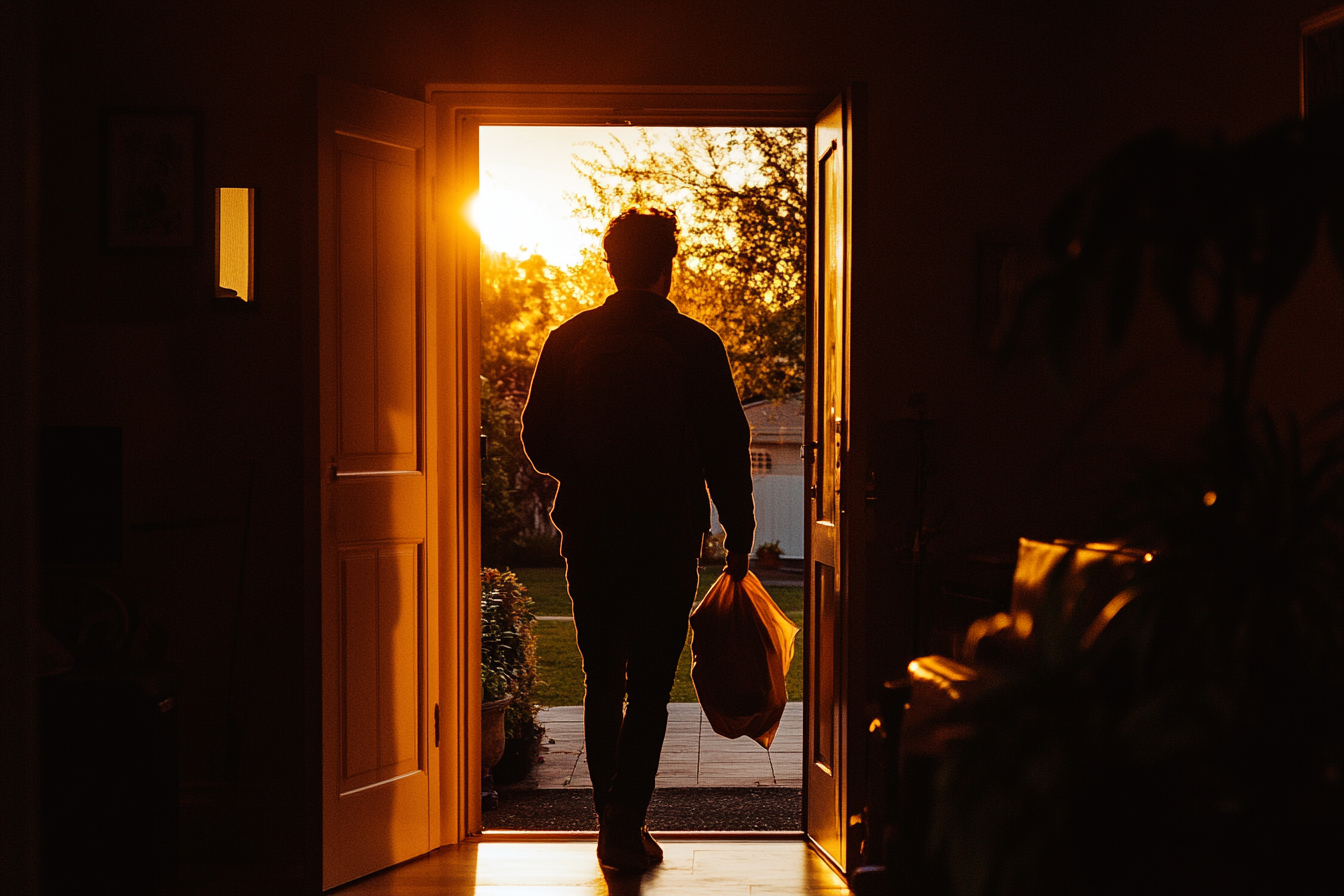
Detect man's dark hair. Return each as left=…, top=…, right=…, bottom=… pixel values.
left=603, top=207, right=679, bottom=290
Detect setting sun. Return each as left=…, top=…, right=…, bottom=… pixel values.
left=474, top=126, right=745, bottom=267
left=473, top=126, right=629, bottom=266
left=468, top=177, right=558, bottom=259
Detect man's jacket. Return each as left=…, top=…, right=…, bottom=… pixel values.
left=521, top=289, right=755, bottom=558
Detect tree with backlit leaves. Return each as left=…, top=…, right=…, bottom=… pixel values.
left=479, top=128, right=807, bottom=559
left=569, top=126, right=807, bottom=403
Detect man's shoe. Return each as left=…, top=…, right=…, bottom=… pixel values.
left=597, top=808, right=653, bottom=873
left=641, top=827, right=663, bottom=864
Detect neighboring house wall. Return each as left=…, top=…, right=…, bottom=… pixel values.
left=711, top=394, right=805, bottom=558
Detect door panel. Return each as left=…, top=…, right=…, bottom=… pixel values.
left=334, top=134, right=420, bottom=474
left=335, top=474, right=427, bottom=542
left=375, top=546, right=421, bottom=774
left=812, top=563, right=836, bottom=772
left=321, top=80, right=437, bottom=890
left=341, top=548, right=380, bottom=784
left=805, top=93, right=849, bottom=873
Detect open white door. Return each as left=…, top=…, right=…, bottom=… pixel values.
left=319, top=79, right=439, bottom=889
left=805, top=92, right=852, bottom=874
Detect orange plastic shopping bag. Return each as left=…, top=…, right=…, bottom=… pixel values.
left=689, top=571, right=800, bottom=749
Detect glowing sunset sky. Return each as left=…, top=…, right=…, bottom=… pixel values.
left=475, top=126, right=736, bottom=267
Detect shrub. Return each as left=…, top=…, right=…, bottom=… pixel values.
left=700, top=529, right=727, bottom=563
left=480, top=567, right=543, bottom=740
left=480, top=381, right=524, bottom=567
left=756, top=540, right=782, bottom=560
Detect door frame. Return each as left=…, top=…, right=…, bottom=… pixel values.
left=424, top=84, right=863, bottom=861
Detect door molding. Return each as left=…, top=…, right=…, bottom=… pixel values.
left=424, top=83, right=852, bottom=848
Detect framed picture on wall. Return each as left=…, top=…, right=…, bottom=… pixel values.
left=101, top=108, right=203, bottom=250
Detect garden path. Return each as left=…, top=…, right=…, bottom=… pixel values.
left=513, top=702, right=804, bottom=789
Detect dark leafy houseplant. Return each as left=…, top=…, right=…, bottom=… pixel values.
left=928, top=102, right=1344, bottom=895
left=481, top=567, right=543, bottom=741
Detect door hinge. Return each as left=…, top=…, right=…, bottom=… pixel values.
left=434, top=703, right=440, bottom=748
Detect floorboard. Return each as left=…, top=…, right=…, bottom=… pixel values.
left=333, top=838, right=852, bottom=895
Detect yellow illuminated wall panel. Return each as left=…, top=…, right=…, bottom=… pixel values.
left=216, top=187, right=254, bottom=302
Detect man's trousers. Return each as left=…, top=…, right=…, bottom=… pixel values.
left=564, top=553, right=700, bottom=822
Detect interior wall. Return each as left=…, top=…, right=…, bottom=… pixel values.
left=37, top=1, right=319, bottom=871
left=34, top=0, right=1340, bottom=885
left=2, top=0, right=40, bottom=892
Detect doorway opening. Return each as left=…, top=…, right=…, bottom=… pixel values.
left=473, top=124, right=807, bottom=832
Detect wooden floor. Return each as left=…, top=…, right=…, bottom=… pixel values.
left=335, top=837, right=852, bottom=895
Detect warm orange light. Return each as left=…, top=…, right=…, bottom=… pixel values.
left=1013, top=612, right=1033, bottom=638
left=1081, top=589, right=1136, bottom=650
left=477, top=127, right=620, bottom=266
left=216, top=187, right=253, bottom=301
left=469, top=181, right=546, bottom=255
left=475, top=125, right=786, bottom=267
left=1143, top=552, right=1154, bottom=562
left=1203, top=491, right=1218, bottom=506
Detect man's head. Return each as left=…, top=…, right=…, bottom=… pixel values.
left=603, top=207, right=678, bottom=293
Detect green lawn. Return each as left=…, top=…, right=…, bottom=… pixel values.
left=508, top=567, right=571, bottom=616
left=509, top=566, right=801, bottom=616
left=516, top=566, right=804, bottom=707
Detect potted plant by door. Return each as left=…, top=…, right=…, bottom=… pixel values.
left=480, top=579, right=517, bottom=809
left=755, top=540, right=783, bottom=570
left=480, top=598, right=511, bottom=810
left=479, top=693, right=510, bottom=811
left=480, top=569, right=544, bottom=793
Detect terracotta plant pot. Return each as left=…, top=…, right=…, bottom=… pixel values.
left=758, top=553, right=781, bottom=569
left=480, top=696, right=511, bottom=772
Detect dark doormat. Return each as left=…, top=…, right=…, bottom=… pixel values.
left=483, top=788, right=802, bottom=831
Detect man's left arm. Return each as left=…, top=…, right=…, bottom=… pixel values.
left=700, top=333, right=755, bottom=561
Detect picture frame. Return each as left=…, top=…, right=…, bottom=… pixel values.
left=101, top=108, right=203, bottom=250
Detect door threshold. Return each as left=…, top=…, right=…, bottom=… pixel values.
left=474, top=830, right=806, bottom=842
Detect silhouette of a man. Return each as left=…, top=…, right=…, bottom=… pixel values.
left=522, top=208, right=755, bottom=871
